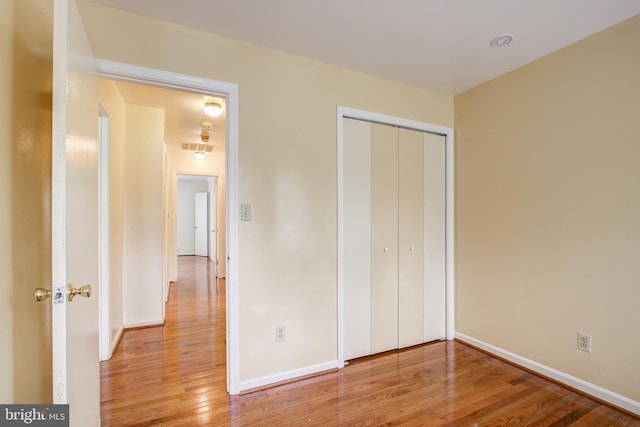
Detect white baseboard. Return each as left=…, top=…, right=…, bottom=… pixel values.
left=455, top=332, right=640, bottom=415
left=124, top=319, right=164, bottom=329
left=238, top=360, right=339, bottom=393
left=111, top=325, right=124, bottom=355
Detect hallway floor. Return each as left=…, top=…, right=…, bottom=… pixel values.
left=101, top=256, right=227, bottom=425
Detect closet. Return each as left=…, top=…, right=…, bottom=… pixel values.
left=343, top=117, right=446, bottom=360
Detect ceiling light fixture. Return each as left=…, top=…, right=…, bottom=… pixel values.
left=204, top=102, right=223, bottom=117
left=194, top=151, right=206, bottom=160
left=490, top=34, right=514, bottom=48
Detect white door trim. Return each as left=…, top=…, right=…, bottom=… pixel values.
left=98, top=106, right=111, bottom=361
left=337, top=106, right=454, bottom=368
left=96, top=59, right=240, bottom=395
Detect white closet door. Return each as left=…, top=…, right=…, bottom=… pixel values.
left=398, top=128, right=425, bottom=348
left=343, top=119, right=372, bottom=360
left=370, top=123, right=399, bottom=354
left=343, top=117, right=446, bottom=360
left=423, top=132, right=446, bottom=341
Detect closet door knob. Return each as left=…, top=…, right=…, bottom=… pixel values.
left=409, top=245, right=415, bottom=251
left=383, top=247, right=389, bottom=252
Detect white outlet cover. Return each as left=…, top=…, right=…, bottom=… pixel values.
left=578, top=332, right=591, bottom=352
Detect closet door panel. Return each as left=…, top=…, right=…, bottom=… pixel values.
left=423, top=133, right=447, bottom=341
left=398, top=128, right=425, bottom=348
left=343, top=119, right=372, bottom=360
left=370, top=124, right=399, bottom=354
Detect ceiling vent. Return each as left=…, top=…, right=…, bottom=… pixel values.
left=181, top=143, right=214, bottom=153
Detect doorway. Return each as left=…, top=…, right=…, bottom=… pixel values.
left=176, top=174, right=221, bottom=274
left=96, top=60, right=240, bottom=394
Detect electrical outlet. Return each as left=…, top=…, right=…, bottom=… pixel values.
left=275, top=326, right=286, bottom=342
left=578, top=332, right=591, bottom=352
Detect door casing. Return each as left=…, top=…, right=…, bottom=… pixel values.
left=96, top=59, right=240, bottom=395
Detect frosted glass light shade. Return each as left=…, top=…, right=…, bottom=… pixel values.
left=204, top=102, right=223, bottom=117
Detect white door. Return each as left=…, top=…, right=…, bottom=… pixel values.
left=51, top=0, right=100, bottom=424
left=195, top=192, right=208, bottom=256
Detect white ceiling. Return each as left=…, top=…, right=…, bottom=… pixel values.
left=89, top=0, right=640, bottom=95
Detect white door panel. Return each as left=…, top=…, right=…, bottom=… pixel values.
left=370, top=123, right=399, bottom=354
left=52, top=0, right=100, bottom=423
left=343, top=119, right=372, bottom=360
left=423, top=133, right=447, bottom=341
left=398, top=128, right=425, bottom=348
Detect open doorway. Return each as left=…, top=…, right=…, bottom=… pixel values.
left=96, top=60, right=239, bottom=398
left=176, top=174, right=224, bottom=276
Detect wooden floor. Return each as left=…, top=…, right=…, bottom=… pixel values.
left=101, top=256, right=640, bottom=426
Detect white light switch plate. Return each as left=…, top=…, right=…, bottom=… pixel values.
left=241, top=204, right=252, bottom=221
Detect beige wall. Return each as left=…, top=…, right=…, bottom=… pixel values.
left=122, top=105, right=166, bottom=326
left=1, top=0, right=54, bottom=403
left=78, top=1, right=453, bottom=382
left=98, top=79, right=126, bottom=345
left=455, top=16, right=640, bottom=401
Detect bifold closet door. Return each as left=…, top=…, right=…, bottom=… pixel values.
left=343, top=117, right=446, bottom=361
left=343, top=119, right=399, bottom=359
left=398, top=129, right=447, bottom=346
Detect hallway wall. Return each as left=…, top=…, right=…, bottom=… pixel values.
left=122, top=105, right=166, bottom=327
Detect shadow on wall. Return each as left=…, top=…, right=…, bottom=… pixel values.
left=10, top=0, right=53, bottom=403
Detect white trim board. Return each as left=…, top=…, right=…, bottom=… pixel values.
left=96, top=59, right=241, bottom=395
left=456, top=332, right=640, bottom=416
left=239, top=361, right=339, bottom=393
left=124, top=319, right=164, bottom=329
left=110, top=324, right=125, bottom=357
left=98, top=108, right=111, bottom=362
left=337, top=106, right=455, bottom=368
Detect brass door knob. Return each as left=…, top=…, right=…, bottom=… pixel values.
left=33, top=288, right=52, bottom=302
left=67, top=284, right=91, bottom=301
left=33, top=284, right=91, bottom=302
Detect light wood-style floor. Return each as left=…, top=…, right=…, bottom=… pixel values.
left=101, top=256, right=640, bottom=426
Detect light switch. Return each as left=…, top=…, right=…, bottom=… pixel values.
left=241, top=204, right=252, bottom=221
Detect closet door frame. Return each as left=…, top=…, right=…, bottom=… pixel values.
left=337, top=106, right=454, bottom=368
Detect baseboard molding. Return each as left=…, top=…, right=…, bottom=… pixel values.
left=111, top=325, right=125, bottom=355
left=124, top=319, right=164, bottom=329
left=455, top=332, right=640, bottom=416
left=238, top=360, right=339, bottom=393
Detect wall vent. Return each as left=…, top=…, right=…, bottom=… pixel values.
left=181, top=143, right=214, bottom=153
